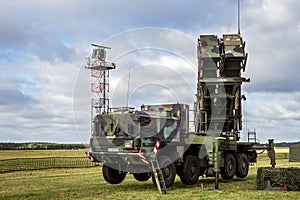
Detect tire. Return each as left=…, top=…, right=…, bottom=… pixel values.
left=221, top=153, right=236, bottom=180
left=179, top=155, right=200, bottom=185
left=133, top=173, right=151, bottom=182
left=235, top=153, right=249, bottom=178
left=151, top=157, right=176, bottom=188
left=102, top=164, right=127, bottom=184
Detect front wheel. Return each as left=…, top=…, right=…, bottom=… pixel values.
left=102, top=164, right=127, bottom=184
left=151, top=157, right=176, bottom=188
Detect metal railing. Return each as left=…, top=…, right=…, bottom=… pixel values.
left=0, top=156, right=98, bottom=173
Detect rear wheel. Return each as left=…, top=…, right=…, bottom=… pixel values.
left=179, top=155, right=200, bottom=185
left=235, top=153, right=249, bottom=178
left=133, top=173, right=151, bottom=182
left=221, top=153, right=236, bottom=180
left=152, top=157, right=176, bottom=188
left=102, top=164, right=127, bottom=184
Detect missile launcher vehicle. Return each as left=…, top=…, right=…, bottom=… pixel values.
left=85, top=33, right=276, bottom=192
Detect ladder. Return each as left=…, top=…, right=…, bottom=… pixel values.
left=150, top=156, right=167, bottom=194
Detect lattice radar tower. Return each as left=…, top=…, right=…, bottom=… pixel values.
left=84, top=44, right=116, bottom=129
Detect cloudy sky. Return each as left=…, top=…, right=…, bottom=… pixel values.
left=1, top=0, right=299, bottom=143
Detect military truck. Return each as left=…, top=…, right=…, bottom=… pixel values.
left=85, top=33, right=276, bottom=190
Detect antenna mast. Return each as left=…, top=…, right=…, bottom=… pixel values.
left=237, top=0, right=241, bottom=35
left=126, top=67, right=131, bottom=108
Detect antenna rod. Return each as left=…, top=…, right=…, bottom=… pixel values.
left=238, top=0, right=240, bottom=34
left=126, top=67, right=131, bottom=108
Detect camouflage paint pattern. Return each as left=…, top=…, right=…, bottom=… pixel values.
left=223, top=34, right=244, bottom=58
left=90, top=104, right=189, bottom=158
left=199, top=35, right=220, bottom=59
left=256, top=167, right=300, bottom=191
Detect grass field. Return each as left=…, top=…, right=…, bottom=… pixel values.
left=0, top=149, right=86, bottom=160
left=0, top=149, right=299, bottom=200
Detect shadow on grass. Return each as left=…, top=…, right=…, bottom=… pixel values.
left=103, top=175, right=252, bottom=192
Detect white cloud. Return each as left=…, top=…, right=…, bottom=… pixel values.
left=1, top=0, right=300, bottom=143
left=0, top=54, right=82, bottom=142
left=242, top=92, right=300, bottom=142
left=242, top=0, right=300, bottom=92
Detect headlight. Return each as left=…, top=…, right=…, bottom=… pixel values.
left=124, top=140, right=133, bottom=148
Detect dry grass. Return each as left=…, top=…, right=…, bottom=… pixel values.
left=274, top=147, right=289, bottom=154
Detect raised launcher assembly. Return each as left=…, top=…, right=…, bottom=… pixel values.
left=196, top=34, right=248, bottom=135
left=195, top=33, right=275, bottom=188
left=195, top=33, right=294, bottom=193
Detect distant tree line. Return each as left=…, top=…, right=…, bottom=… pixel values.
left=0, top=142, right=89, bottom=150
left=275, top=142, right=300, bottom=147
left=0, top=141, right=298, bottom=150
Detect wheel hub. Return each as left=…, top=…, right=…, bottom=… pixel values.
left=191, top=165, right=196, bottom=175
left=164, top=167, right=170, bottom=177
